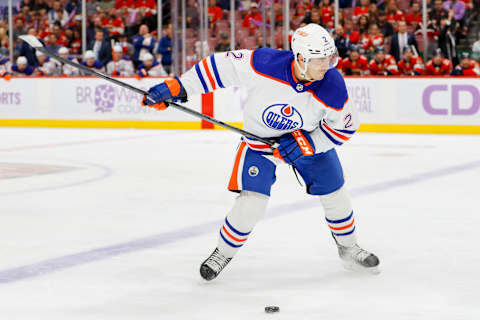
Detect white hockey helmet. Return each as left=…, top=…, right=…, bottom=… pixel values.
left=291, top=24, right=338, bottom=79
left=83, top=50, right=95, bottom=60
left=58, top=47, right=69, bottom=55
left=16, top=56, right=28, bottom=65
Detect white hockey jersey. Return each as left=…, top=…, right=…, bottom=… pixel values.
left=180, top=48, right=359, bottom=153
left=106, top=57, right=135, bottom=76
left=57, top=57, right=80, bottom=76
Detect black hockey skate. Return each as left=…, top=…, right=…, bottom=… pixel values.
left=334, top=237, right=380, bottom=273
left=200, top=248, right=232, bottom=281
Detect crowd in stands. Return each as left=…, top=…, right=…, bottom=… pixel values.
left=0, top=0, right=479, bottom=79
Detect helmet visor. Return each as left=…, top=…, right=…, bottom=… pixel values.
left=309, top=49, right=339, bottom=70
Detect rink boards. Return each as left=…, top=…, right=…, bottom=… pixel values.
left=0, top=76, right=479, bottom=134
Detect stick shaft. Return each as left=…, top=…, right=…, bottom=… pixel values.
left=34, top=47, right=274, bottom=146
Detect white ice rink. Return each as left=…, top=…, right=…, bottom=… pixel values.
left=0, top=128, right=479, bottom=319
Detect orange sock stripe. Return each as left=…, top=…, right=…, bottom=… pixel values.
left=222, top=226, right=247, bottom=242
left=202, top=59, right=216, bottom=90
left=228, top=142, right=247, bottom=191
left=329, top=218, right=355, bottom=231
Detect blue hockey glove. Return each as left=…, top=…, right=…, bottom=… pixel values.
left=273, top=130, right=315, bottom=165
left=141, top=76, right=187, bottom=110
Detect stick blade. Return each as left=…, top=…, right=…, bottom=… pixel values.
left=19, top=35, right=44, bottom=48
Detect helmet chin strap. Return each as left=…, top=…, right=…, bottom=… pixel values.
left=295, top=56, right=314, bottom=82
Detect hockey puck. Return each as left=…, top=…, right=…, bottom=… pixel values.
left=265, top=306, right=280, bottom=313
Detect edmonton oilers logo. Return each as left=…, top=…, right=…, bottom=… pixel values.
left=262, top=104, right=303, bottom=131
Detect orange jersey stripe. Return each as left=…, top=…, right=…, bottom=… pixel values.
left=329, top=218, right=355, bottom=231
left=222, top=226, right=247, bottom=242
left=202, top=58, right=216, bottom=90
left=228, top=142, right=247, bottom=191
left=323, top=122, right=350, bottom=141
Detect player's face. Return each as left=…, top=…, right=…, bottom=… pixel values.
left=306, top=57, right=331, bottom=80
left=38, top=55, right=46, bottom=64
left=18, top=63, right=27, bottom=71
left=60, top=53, right=68, bottom=59
left=86, top=58, right=95, bottom=66
left=350, top=51, right=359, bottom=60
left=144, top=59, right=153, bottom=68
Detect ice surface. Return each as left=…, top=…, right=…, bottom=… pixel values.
left=0, top=128, right=479, bottom=319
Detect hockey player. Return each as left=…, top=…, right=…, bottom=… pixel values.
left=136, top=53, right=167, bottom=78
left=10, top=56, right=34, bottom=76
left=397, top=46, right=424, bottom=75
left=106, top=45, right=135, bottom=76
left=451, top=52, right=480, bottom=76
left=0, top=54, right=11, bottom=80
left=368, top=46, right=399, bottom=75
left=425, top=50, right=452, bottom=76
left=342, top=45, right=369, bottom=75
left=80, top=50, right=105, bottom=75
left=34, top=50, right=58, bottom=76
left=58, top=47, right=80, bottom=76
left=143, top=24, right=380, bottom=280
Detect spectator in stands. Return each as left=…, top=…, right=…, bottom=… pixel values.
left=334, top=24, right=350, bottom=59
left=442, top=0, right=466, bottom=27
left=116, top=0, right=134, bottom=12
left=342, top=44, right=370, bottom=75
left=358, top=15, right=370, bottom=34
left=107, top=45, right=135, bottom=76
left=132, top=24, right=155, bottom=67
left=118, top=34, right=134, bottom=56
left=32, top=0, right=50, bottom=12
left=343, top=19, right=360, bottom=44
left=320, top=0, right=334, bottom=28
left=10, top=56, right=34, bottom=76
left=48, top=1, right=68, bottom=26
left=406, top=2, right=422, bottom=27
left=451, top=52, right=480, bottom=76
left=52, top=24, right=68, bottom=47
left=438, top=18, right=458, bottom=65
left=353, top=0, right=370, bottom=20
left=208, top=0, right=223, bottom=27
left=157, top=24, right=172, bottom=74
left=390, top=20, right=418, bottom=62
left=46, top=34, right=62, bottom=53
left=58, top=47, right=80, bottom=76
left=215, top=32, right=231, bottom=52
left=398, top=46, right=424, bottom=75
left=425, top=49, right=453, bottom=75
left=368, top=3, right=379, bottom=24
left=80, top=50, right=104, bottom=74
left=68, top=29, right=82, bottom=54
left=34, top=50, right=58, bottom=76
left=0, top=27, right=9, bottom=55
left=136, top=53, right=167, bottom=77
left=242, top=2, right=262, bottom=34
left=364, top=23, right=384, bottom=53
left=385, top=0, right=404, bottom=26
left=88, top=29, right=112, bottom=66
left=19, top=27, right=39, bottom=66
left=429, top=0, right=449, bottom=27
left=13, top=17, right=26, bottom=40
left=369, top=46, right=399, bottom=75
left=102, top=10, right=125, bottom=37
left=377, top=10, right=394, bottom=37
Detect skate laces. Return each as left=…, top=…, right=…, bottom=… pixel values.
left=205, top=249, right=230, bottom=272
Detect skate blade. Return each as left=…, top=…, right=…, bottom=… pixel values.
left=342, top=261, right=381, bottom=275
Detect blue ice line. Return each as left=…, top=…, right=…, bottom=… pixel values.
left=1, top=159, right=479, bottom=285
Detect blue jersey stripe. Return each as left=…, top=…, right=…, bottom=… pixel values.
left=336, top=128, right=357, bottom=135
left=320, top=125, right=343, bottom=146
left=332, top=227, right=356, bottom=236
left=225, top=218, right=251, bottom=236
left=195, top=64, right=209, bottom=93
left=326, top=211, right=354, bottom=224
left=219, top=230, right=243, bottom=248
left=210, top=55, right=225, bottom=88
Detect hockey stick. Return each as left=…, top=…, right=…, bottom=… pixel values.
left=19, top=35, right=275, bottom=146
